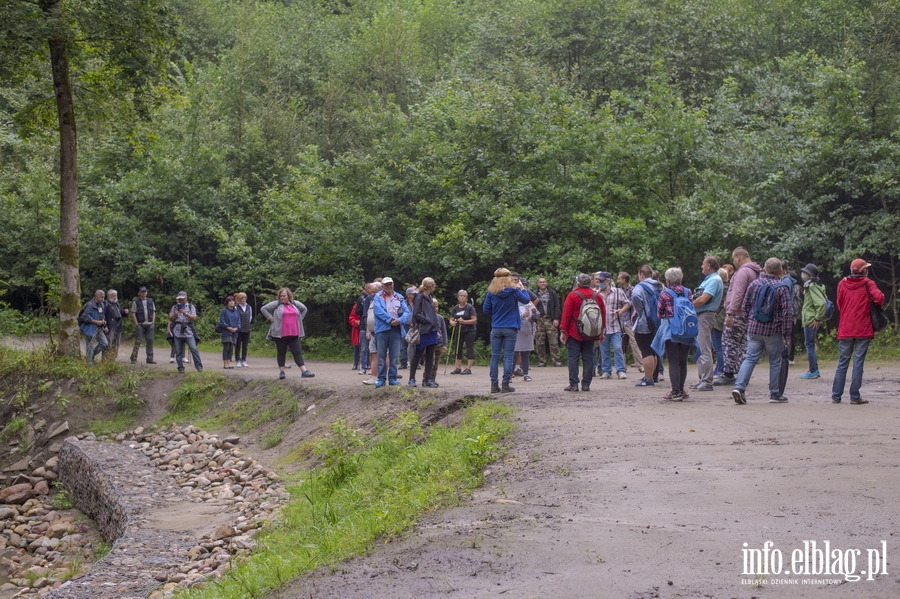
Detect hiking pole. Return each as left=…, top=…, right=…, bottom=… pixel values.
left=444, top=321, right=459, bottom=375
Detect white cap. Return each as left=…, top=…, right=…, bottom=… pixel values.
left=382, top=277, right=394, bottom=285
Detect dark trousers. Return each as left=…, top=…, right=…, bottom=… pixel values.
left=275, top=336, right=305, bottom=368
left=777, top=332, right=793, bottom=397
left=235, top=331, right=250, bottom=361
left=410, top=343, right=437, bottom=382
left=665, top=340, right=691, bottom=394
left=223, top=342, right=235, bottom=361
left=566, top=337, right=595, bottom=388
left=456, top=329, right=476, bottom=360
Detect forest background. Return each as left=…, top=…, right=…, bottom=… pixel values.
left=2, top=0, right=900, bottom=343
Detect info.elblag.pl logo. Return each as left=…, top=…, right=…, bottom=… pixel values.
left=741, top=541, right=888, bottom=584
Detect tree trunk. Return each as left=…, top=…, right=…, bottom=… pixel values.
left=48, top=32, right=81, bottom=356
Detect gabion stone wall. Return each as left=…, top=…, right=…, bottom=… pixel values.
left=49, top=437, right=196, bottom=599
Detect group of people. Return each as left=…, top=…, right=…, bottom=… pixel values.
left=80, top=248, right=886, bottom=403
left=81, top=287, right=316, bottom=380
left=348, top=249, right=886, bottom=403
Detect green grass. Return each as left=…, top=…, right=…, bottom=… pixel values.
left=178, top=400, right=513, bottom=599
left=201, top=383, right=299, bottom=442
left=163, top=372, right=232, bottom=423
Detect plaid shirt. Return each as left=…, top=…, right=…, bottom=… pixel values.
left=741, top=274, right=793, bottom=337
left=657, top=285, right=692, bottom=320
left=602, top=287, right=628, bottom=333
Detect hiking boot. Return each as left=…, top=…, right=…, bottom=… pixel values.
left=501, top=382, right=515, bottom=393
left=563, top=385, right=579, bottom=392
left=732, top=389, right=746, bottom=405
left=799, top=370, right=820, bottom=379
left=850, top=398, right=869, bottom=405
left=490, top=383, right=501, bottom=394
left=580, top=385, right=590, bottom=392
left=513, top=367, right=524, bottom=376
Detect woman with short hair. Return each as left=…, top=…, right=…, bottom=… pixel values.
left=654, top=268, right=695, bottom=401
left=234, top=292, right=253, bottom=367
left=219, top=295, right=241, bottom=369
left=261, top=288, right=314, bottom=380
left=449, top=290, right=477, bottom=375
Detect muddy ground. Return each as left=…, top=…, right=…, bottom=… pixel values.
left=6, top=340, right=900, bottom=598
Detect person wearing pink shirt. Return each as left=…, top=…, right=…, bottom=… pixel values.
left=261, top=288, right=315, bottom=380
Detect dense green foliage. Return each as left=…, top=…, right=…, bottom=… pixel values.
left=2, top=0, right=899, bottom=332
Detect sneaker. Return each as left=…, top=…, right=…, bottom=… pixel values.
left=600, top=372, right=611, bottom=379
left=177, top=368, right=185, bottom=374
left=850, top=399, right=869, bottom=405
left=301, top=370, right=315, bottom=378
left=538, top=362, right=546, bottom=367
left=424, top=380, right=439, bottom=388
left=714, top=376, right=735, bottom=386
left=732, top=389, right=746, bottom=405
left=170, top=358, right=176, bottom=364
left=513, top=367, right=524, bottom=376
left=563, top=385, right=579, bottom=392
left=665, top=392, right=684, bottom=402
left=363, top=378, right=377, bottom=385
left=554, top=362, right=562, bottom=367
left=694, top=382, right=714, bottom=391
left=461, top=368, right=472, bottom=375
left=147, top=360, right=157, bottom=365
left=450, top=368, right=462, bottom=375
left=657, top=375, right=665, bottom=382
left=279, top=371, right=286, bottom=380
left=399, top=364, right=408, bottom=370
left=799, top=370, right=820, bottom=379
left=130, top=360, right=137, bottom=365
left=375, top=380, right=385, bottom=388
left=408, top=378, right=417, bottom=387
left=689, top=382, right=701, bottom=390
left=389, top=379, right=400, bottom=386
left=635, top=378, right=655, bottom=387
left=523, top=375, right=532, bottom=382
left=617, top=372, right=627, bottom=380
left=359, top=370, right=366, bottom=375
left=788, top=359, right=795, bottom=365
left=769, top=394, right=788, bottom=403
left=242, top=361, right=249, bottom=367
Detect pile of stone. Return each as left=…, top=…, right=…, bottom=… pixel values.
left=0, top=426, right=290, bottom=598
left=0, top=455, right=105, bottom=597
left=115, top=426, right=289, bottom=596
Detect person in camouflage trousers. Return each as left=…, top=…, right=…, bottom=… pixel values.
left=534, top=277, right=562, bottom=367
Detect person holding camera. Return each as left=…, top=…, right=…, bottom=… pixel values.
left=169, top=291, right=203, bottom=373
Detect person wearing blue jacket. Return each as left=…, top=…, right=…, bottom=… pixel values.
left=372, top=277, right=411, bottom=387
left=483, top=267, right=532, bottom=394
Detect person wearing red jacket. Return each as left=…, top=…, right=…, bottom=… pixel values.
left=832, top=259, right=885, bottom=404
left=560, top=273, right=606, bottom=392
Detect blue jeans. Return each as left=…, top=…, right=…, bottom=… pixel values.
left=174, top=336, right=203, bottom=371
left=84, top=331, right=109, bottom=367
left=831, top=338, right=871, bottom=402
left=360, top=332, right=371, bottom=371
left=803, top=326, right=819, bottom=373
left=735, top=334, right=783, bottom=396
left=599, top=331, right=625, bottom=374
left=567, top=337, right=595, bottom=388
left=376, top=327, right=402, bottom=383
left=490, top=327, right=518, bottom=384
left=711, top=327, right=724, bottom=376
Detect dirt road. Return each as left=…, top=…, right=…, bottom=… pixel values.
left=19, top=338, right=900, bottom=598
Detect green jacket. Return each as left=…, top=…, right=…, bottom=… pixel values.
left=801, top=282, right=827, bottom=326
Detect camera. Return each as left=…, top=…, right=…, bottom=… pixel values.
left=176, top=303, right=186, bottom=311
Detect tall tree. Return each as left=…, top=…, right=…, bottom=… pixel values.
left=1, top=0, right=175, bottom=354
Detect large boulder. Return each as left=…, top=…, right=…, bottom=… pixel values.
left=0, top=483, right=35, bottom=505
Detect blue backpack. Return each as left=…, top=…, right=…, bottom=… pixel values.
left=752, top=279, right=793, bottom=323
left=823, top=296, right=835, bottom=321
left=664, top=288, right=699, bottom=341
left=637, top=281, right=662, bottom=332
